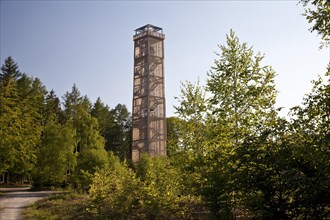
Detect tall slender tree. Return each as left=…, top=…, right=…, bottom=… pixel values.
left=0, top=75, right=21, bottom=180
left=91, top=97, right=114, bottom=151
left=63, top=85, right=108, bottom=188
left=33, top=116, right=77, bottom=187
left=207, top=30, right=278, bottom=143
left=108, top=104, right=131, bottom=160
left=175, top=31, right=279, bottom=217
left=0, top=57, right=47, bottom=183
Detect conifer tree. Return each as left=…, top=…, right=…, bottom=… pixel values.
left=0, top=76, right=21, bottom=178
left=0, top=56, right=21, bottom=82
left=108, top=104, right=131, bottom=160
left=91, top=97, right=114, bottom=150
left=0, top=57, right=36, bottom=183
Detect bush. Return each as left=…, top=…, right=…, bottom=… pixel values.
left=89, top=154, right=141, bottom=218
left=89, top=153, right=198, bottom=219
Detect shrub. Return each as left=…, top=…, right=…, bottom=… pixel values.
left=89, top=153, right=198, bottom=219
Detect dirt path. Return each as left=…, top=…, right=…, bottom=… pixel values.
left=0, top=187, right=57, bottom=220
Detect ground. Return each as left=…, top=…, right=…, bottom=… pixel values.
left=0, top=187, right=57, bottom=220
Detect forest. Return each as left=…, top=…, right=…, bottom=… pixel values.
left=1, top=0, right=329, bottom=219
left=0, top=59, right=131, bottom=187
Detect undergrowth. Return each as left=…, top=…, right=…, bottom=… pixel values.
left=23, top=192, right=93, bottom=220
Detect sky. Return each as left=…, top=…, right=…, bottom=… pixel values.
left=1, top=1, right=329, bottom=117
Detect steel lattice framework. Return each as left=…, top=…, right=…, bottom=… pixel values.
left=132, top=24, right=167, bottom=163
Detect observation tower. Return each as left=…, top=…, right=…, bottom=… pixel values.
left=131, top=24, right=167, bottom=162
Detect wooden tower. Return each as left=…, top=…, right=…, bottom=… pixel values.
left=132, top=24, right=166, bottom=162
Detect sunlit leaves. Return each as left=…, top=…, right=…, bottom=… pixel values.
left=0, top=57, right=45, bottom=181
left=174, top=30, right=279, bottom=217
left=301, top=0, right=330, bottom=48
left=89, top=154, right=197, bottom=219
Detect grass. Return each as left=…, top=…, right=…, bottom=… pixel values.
left=22, top=191, right=244, bottom=220
left=22, top=191, right=214, bottom=220
left=23, top=192, right=93, bottom=220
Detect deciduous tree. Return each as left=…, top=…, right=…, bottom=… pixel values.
left=301, top=0, right=330, bottom=47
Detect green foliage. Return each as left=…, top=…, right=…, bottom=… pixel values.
left=0, top=56, right=21, bottom=81
left=166, top=117, right=181, bottom=157
left=0, top=57, right=129, bottom=188
left=91, top=97, right=113, bottom=143
left=89, top=153, right=198, bottom=219
left=174, top=30, right=279, bottom=218
left=3, top=19, right=330, bottom=218
left=173, top=30, right=329, bottom=219
left=23, top=192, right=90, bottom=220
left=135, top=154, right=187, bottom=219
left=89, top=153, right=141, bottom=218
left=173, top=31, right=329, bottom=219
left=63, top=86, right=108, bottom=188
left=235, top=119, right=299, bottom=219
left=33, top=118, right=76, bottom=188
left=206, top=30, right=280, bottom=218
left=207, top=30, right=278, bottom=140
left=92, top=99, right=132, bottom=160
left=63, top=83, right=82, bottom=121
left=44, top=90, right=62, bottom=123
left=287, top=68, right=330, bottom=218
left=301, top=0, right=330, bottom=48
left=173, top=80, right=213, bottom=198
left=174, top=80, right=210, bottom=158
left=108, top=104, right=132, bottom=160
left=235, top=69, right=329, bottom=219
left=75, top=148, right=109, bottom=188
left=16, top=76, right=46, bottom=177
left=0, top=76, right=21, bottom=174
left=0, top=57, right=45, bottom=183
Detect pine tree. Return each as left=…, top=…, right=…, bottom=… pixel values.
left=44, top=90, right=62, bottom=124
left=91, top=97, right=113, bottom=150
left=108, top=104, right=131, bottom=160
left=0, top=57, right=27, bottom=183
left=0, top=56, right=21, bottom=82
left=0, top=77, right=21, bottom=178
left=16, top=76, right=47, bottom=180
left=63, top=83, right=81, bottom=122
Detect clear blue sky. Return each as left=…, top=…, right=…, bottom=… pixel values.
left=1, top=1, right=329, bottom=116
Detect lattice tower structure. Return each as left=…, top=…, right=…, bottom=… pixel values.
left=132, top=24, right=167, bottom=162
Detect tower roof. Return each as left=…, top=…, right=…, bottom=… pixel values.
left=135, top=24, right=163, bottom=34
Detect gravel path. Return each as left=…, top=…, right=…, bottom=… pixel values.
left=0, top=187, right=57, bottom=220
